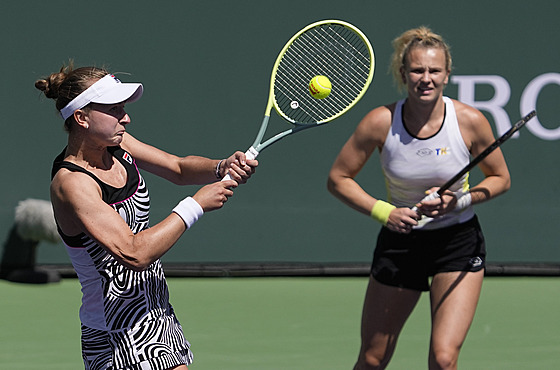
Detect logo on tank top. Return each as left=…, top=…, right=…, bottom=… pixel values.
left=416, top=148, right=433, bottom=157
left=122, top=152, right=133, bottom=164
left=435, top=147, right=450, bottom=156
left=416, top=147, right=450, bottom=157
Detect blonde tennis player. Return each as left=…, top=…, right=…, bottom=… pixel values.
left=328, top=27, right=510, bottom=370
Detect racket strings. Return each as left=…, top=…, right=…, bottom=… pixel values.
left=274, top=23, right=373, bottom=124
left=295, top=30, right=368, bottom=106
left=277, top=36, right=367, bottom=121
left=306, top=26, right=371, bottom=85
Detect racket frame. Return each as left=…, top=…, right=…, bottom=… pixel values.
left=248, top=19, right=375, bottom=157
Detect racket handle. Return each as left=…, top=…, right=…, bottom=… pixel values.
left=221, top=146, right=259, bottom=181
left=411, top=191, right=440, bottom=212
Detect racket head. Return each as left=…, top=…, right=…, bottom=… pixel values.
left=269, top=20, right=375, bottom=125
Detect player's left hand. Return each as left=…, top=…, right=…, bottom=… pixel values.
left=223, top=151, right=258, bottom=184
left=415, top=187, right=458, bottom=218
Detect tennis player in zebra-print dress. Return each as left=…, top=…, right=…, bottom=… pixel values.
left=36, top=64, right=258, bottom=370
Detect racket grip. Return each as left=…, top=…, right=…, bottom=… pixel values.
left=221, top=146, right=259, bottom=181
left=411, top=191, right=440, bottom=212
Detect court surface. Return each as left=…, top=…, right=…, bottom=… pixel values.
left=0, top=276, right=558, bottom=369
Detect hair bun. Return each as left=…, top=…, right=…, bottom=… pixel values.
left=35, top=64, right=73, bottom=100
left=35, top=73, right=65, bottom=100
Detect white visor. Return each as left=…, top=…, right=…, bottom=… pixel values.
left=60, top=74, right=143, bottom=120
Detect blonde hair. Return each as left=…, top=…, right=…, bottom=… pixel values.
left=390, top=26, right=452, bottom=91
left=35, top=61, right=108, bottom=131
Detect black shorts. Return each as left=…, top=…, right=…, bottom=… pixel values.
left=371, top=215, right=486, bottom=291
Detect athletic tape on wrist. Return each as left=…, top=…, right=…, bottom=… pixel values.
left=172, top=197, right=204, bottom=229
left=370, top=200, right=396, bottom=226
left=454, top=191, right=472, bottom=211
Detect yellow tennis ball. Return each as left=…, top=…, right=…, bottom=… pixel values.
left=309, top=75, right=331, bottom=99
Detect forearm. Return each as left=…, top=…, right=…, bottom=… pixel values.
left=121, top=215, right=186, bottom=271
left=109, top=198, right=204, bottom=271
left=175, top=155, right=222, bottom=185
left=469, top=175, right=511, bottom=205
left=327, top=176, right=375, bottom=216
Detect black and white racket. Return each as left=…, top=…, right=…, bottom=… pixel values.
left=413, top=110, right=537, bottom=210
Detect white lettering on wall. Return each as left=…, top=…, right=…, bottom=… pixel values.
left=520, top=73, right=560, bottom=140
left=451, top=75, right=513, bottom=137
left=451, top=74, right=560, bottom=141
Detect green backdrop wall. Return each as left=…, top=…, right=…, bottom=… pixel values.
left=1, top=1, right=558, bottom=267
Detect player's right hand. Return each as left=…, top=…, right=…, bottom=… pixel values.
left=386, top=207, right=419, bottom=234
left=193, top=180, right=237, bottom=212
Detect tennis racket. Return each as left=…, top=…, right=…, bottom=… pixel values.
left=413, top=110, right=537, bottom=210
left=223, top=20, right=375, bottom=180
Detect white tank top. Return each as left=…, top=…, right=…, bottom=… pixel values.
left=380, top=97, right=474, bottom=229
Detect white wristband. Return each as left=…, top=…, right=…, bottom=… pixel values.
left=172, top=197, right=204, bottom=229
left=454, top=190, right=472, bottom=211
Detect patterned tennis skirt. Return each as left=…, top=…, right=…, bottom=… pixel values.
left=81, top=312, right=193, bottom=370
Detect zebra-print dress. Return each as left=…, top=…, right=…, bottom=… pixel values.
left=52, top=146, right=193, bottom=370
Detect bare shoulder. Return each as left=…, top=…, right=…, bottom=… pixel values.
left=330, top=104, right=394, bottom=177
left=359, top=104, right=394, bottom=130
left=451, top=99, right=489, bottom=130
left=354, top=104, right=395, bottom=146
left=51, top=168, right=98, bottom=197
left=50, top=169, right=103, bottom=234
left=451, top=99, right=495, bottom=151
